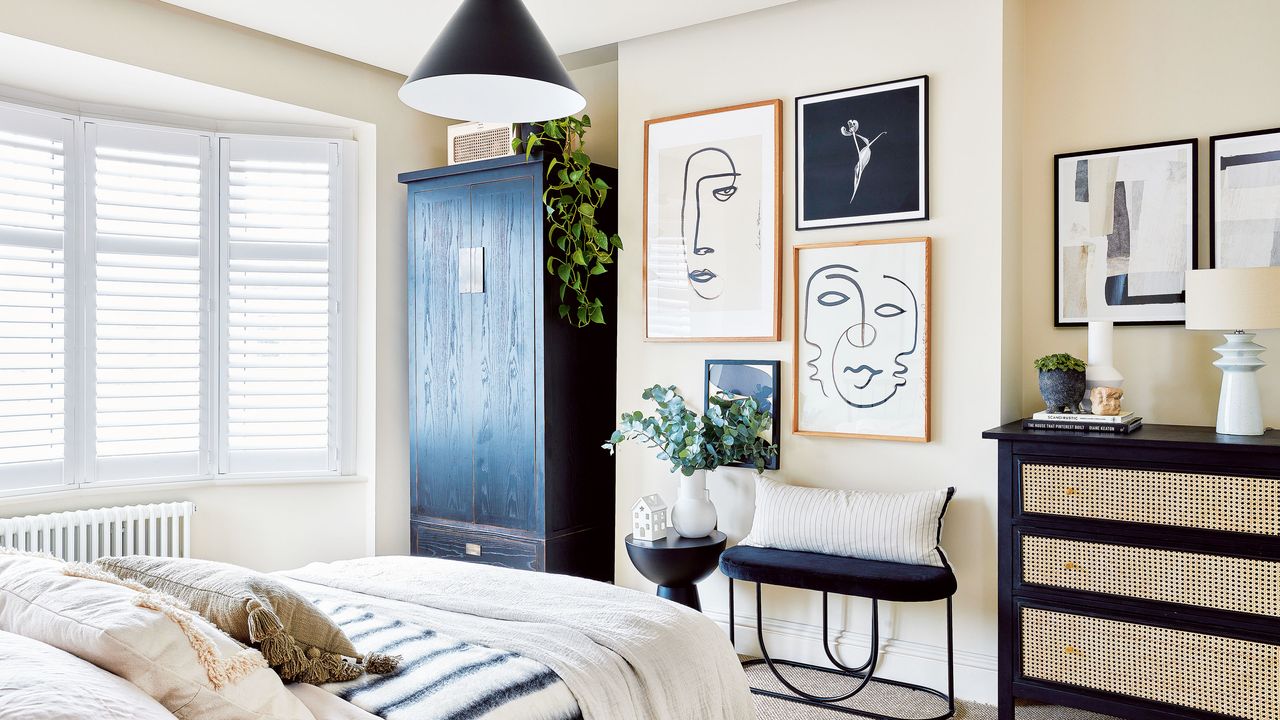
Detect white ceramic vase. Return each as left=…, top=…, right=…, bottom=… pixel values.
left=1085, top=320, right=1124, bottom=412
left=671, top=470, right=718, bottom=538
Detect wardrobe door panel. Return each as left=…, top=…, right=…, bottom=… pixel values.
left=410, top=184, right=472, bottom=522
left=469, top=177, right=539, bottom=531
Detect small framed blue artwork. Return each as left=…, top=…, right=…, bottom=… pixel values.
left=704, top=359, right=781, bottom=469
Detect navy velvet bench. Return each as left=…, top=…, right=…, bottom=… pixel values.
left=720, top=545, right=957, bottom=719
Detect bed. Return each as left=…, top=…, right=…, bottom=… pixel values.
left=0, top=553, right=753, bottom=720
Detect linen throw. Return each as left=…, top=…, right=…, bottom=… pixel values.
left=740, top=476, right=954, bottom=566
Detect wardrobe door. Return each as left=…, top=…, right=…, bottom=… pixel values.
left=409, top=183, right=472, bottom=522
left=468, top=176, right=539, bottom=531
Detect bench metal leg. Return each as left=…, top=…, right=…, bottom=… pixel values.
left=727, top=578, right=956, bottom=720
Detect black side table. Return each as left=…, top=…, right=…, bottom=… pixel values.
left=624, top=530, right=727, bottom=611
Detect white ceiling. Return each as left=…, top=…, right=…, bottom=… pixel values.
left=156, top=0, right=797, bottom=75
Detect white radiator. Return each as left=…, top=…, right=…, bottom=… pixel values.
left=0, top=502, right=195, bottom=562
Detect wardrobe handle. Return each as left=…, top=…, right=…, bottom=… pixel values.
left=471, top=247, right=485, bottom=294
left=458, top=248, right=472, bottom=293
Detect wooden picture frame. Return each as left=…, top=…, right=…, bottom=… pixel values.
left=1210, top=126, right=1280, bottom=268
left=643, top=99, right=782, bottom=342
left=1053, top=138, right=1197, bottom=326
left=705, top=359, right=781, bottom=470
left=792, top=237, right=931, bottom=442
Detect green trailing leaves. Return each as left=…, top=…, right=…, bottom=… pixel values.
left=512, top=114, right=622, bottom=328
left=602, top=385, right=778, bottom=474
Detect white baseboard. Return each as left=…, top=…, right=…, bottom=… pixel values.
left=704, top=609, right=998, bottom=706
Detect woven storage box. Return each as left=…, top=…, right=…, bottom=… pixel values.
left=1021, top=464, right=1280, bottom=535
left=1021, top=607, right=1280, bottom=720
left=1022, top=534, right=1280, bottom=617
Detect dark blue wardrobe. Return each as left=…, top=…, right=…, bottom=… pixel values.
left=399, top=154, right=616, bottom=582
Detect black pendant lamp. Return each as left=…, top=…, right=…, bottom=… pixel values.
left=399, top=0, right=585, bottom=123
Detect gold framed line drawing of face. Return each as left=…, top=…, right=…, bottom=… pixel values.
left=793, top=237, right=930, bottom=442
left=643, top=99, right=782, bottom=342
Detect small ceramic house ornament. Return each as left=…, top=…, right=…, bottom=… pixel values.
left=632, top=494, right=669, bottom=541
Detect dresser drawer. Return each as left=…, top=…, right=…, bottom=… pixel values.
left=1020, top=607, right=1280, bottom=720
left=1021, top=533, right=1280, bottom=617
left=1021, top=463, right=1280, bottom=535
left=411, top=521, right=543, bottom=571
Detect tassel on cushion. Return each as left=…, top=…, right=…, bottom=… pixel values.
left=361, top=651, right=401, bottom=675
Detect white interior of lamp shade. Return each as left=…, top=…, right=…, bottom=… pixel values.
left=398, top=74, right=586, bottom=124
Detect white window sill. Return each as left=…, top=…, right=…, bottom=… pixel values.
left=0, top=474, right=368, bottom=506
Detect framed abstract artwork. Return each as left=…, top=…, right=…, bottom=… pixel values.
left=1054, top=139, right=1197, bottom=326
left=793, top=237, right=930, bottom=442
left=1211, top=127, right=1280, bottom=268
left=643, top=100, right=782, bottom=341
left=796, top=76, right=928, bottom=230
left=705, top=359, right=780, bottom=470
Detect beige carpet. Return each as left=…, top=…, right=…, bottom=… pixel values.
left=745, top=662, right=1117, bottom=720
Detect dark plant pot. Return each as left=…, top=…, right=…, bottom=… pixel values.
left=1038, top=369, right=1086, bottom=413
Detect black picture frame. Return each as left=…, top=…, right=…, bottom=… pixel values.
left=704, top=359, right=780, bottom=470
left=795, top=75, right=929, bottom=231
left=1210, top=126, right=1280, bottom=269
left=1052, top=138, right=1198, bottom=328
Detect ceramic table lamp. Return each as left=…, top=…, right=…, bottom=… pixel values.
left=1185, top=267, right=1280, bottom=435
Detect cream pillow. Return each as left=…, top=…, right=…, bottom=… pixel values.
left=0, top=551, right=314, bottom=720
left=740, top=476, right=954, bottom=567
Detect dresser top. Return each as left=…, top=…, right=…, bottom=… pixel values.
left=983, top=421, right=1280, bottom=451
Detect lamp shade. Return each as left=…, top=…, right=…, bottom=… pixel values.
left=1185, top=267, right=1280, bottom=330
left=398, top=0, right=585, bottom=123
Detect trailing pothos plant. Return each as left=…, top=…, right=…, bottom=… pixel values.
left=603, top=385, right=778, bottom=475
left=513, top=115, right=622, bottom=327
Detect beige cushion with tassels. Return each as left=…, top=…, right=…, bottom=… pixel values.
left=96, top=555, right=398, bottom=684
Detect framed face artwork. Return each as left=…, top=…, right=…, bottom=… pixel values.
left=1211, top=127, right=1280, bottom=268
left=793, top=238, right=930, bottom=442
left=796, top=76, right=928, bottom=230
left=643, top=100, right=782, bottom=341
left=705, top=359, right=780, bottom=469
left=1054, top=139, right=1197, bottom=326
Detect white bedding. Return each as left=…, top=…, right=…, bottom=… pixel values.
left=280, top=556, right=754, bottom=720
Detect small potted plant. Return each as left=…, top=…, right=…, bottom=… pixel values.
left=1034, top=353, right=1087, bottom=413
left=604, top=385, right=777, bottom=538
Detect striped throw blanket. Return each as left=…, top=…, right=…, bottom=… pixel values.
left=312, top=597, right=581, bottom=720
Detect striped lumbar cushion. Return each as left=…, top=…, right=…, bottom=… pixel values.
left=740, top=476, right=954, bottom=567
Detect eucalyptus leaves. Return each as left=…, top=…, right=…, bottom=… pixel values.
left=514, top=115, right=622, bottom=327
left=604, top=385, right=778, bottom=475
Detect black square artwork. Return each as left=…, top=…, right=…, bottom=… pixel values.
left=796, top=76, right=928, bottom=229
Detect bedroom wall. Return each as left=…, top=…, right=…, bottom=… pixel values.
left=1020, top=0, right=1280, bottom=424
left=0, top=0, right=443, bottom=571
left=613, top=0, right=1017, bottom=702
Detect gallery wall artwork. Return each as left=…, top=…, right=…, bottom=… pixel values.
left=643, top=100, right=782, bottom=341
left=793, top=237, right=930, bottom=442
left=705, top=359, right=780, bottom=469
left=1211, top=127, right=1280, bottom=268
left=796, top=76, right=928, bottom=230
left=1054, top=139, right=1197, bottom=326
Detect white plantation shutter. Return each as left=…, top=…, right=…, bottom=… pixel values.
left=220, top=136, right=339, bottom=474
left=87, top=122, right=212, bottom=482
left=0, top=106, right=74, bottom=491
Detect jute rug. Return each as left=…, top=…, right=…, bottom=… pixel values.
left=745, top=662, right=1116, bottom=720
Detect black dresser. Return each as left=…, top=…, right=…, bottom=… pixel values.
left=983, top=423, right=1280, bottom=720
left=399, top=155, right=617, bottom=582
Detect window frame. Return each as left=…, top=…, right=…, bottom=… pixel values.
left=0, top=98, right=356, bottom=499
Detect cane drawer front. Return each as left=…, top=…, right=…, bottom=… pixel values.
left=1020, top=607, right=1280, bottom=720
left=1021, top=534, right=1280, bottom=617
left=1020, top=463, right=1280, bottom=535
left=412, top=520, right=543, bottom=571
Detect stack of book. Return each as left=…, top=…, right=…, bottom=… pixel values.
left=1022, top=411, right=1143, bottom=434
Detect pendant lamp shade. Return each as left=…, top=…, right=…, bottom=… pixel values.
left=398, top=0, right=585, bottom=123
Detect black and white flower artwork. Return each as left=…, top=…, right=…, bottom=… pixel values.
left=796, top=76, right=928, bottom=230
left=793, top=238, right=930, bottom=442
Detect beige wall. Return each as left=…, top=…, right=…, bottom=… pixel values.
left=0, top=0, right=444, bottom=570
left=571, top=60, right=619, bottom=169
left=1020, top=0, right=1280, bottom=423
left=614, top=0, right=1016, bottom=701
